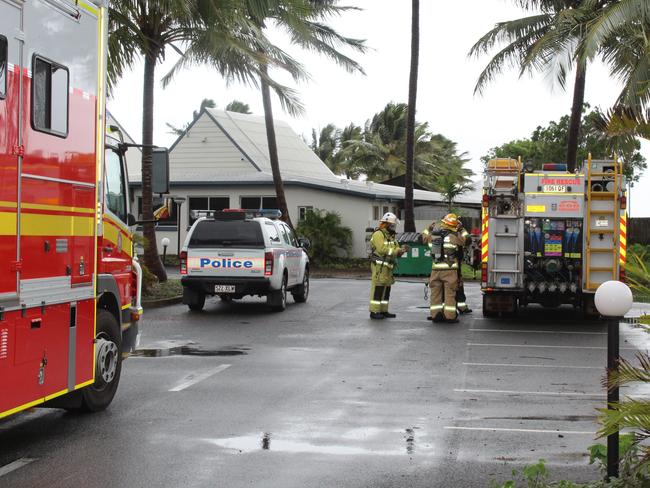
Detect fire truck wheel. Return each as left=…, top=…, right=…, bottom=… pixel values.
left=81, top=309, right=122, bottom=412
left=482, top=295, right=496, bottom=318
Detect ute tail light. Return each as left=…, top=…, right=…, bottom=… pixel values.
left=620, top=267, right=626, bottom=283
left=482, top=194, right=489, bottom=208
left=264, top=251, right=274, bottom=276
left=180, top=251, right=187, bottom=275
left=620, top=195, right=627, bottom=210
left=481, top=262, right=487, bottom=287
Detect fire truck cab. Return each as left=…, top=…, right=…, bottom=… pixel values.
left=0, top=0, right=166, bottom=418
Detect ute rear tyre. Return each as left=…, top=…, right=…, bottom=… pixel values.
left=269, top=275, right=288, bottom=312
left=80, top=309, right=122, bottom=412
left=188, top=293, right=205, bottom=312
left=292, top=269, right=309, bottom=303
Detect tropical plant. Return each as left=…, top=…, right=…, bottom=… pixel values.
left=313, top=103, right=473, bottom=188
left=434, top=173, right=475, bottom=212
left=470, top=1, right=606, bottom=172
left=166, top=98, right=217, bottom=136
left=166, top=0, right=366, bottom=228
left=582, top=0, right=650, bottom=114
left=225, top=99, right=252, bottom=114
left=404, top=0, right=420, bottom=232
left=109, top=0, right=275, bottom=281
left=166, top=98, right=251, bottom=136
left=296, top=209, right=352, bottom=264
left=248, top=0, right=366, bottom=229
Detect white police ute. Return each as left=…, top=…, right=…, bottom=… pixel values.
left=179, top=209, right=310, bottom=312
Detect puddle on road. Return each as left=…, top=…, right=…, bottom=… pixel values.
left=132, top=345, right=249, bottom=358
left=205, top=428, right=429, bottom=456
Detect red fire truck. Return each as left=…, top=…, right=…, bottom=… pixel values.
left=0, top=0, right=167, bottom=417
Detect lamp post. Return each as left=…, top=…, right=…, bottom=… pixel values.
left=594, top=280, right=633, bottom=481
left=161, top=237, right=170, bottom=266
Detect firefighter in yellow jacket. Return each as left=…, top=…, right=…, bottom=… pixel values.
left=422, top=214, right=470, bottom=323
left=369, top=212, right=407, bottom=320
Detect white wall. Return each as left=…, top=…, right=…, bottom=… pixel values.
left=132, top=184, right=378, bottom=257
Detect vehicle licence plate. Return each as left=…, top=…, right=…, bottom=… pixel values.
left=543, top=184, right=567, bottom=193
left=214, top=285, right=236, bottom=293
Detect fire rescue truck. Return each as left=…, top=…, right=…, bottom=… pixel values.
left=480, top=156, right=626, bottom=317
left=0, top=0, right=167, bottom=418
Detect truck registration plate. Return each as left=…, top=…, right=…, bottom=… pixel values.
left=214, top=285, right=236, bottom=293
left=543, top=184, right=567, bottom=193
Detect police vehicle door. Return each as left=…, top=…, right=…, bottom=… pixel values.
left=279, top=222, right=300, bottom=286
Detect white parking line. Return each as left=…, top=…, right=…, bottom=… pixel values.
left=467, top=343, right=636, bottom=350
left=463, top=362, right=601, bottom=370
left=454, top=388, right=602, bottom=398
left=444, top=426, right=595, bottom=435
left=469, top=329, right=606, bottom=335
left=0, top=458, right=36, bottom=477
left=169, top=364, right=231, bottom=392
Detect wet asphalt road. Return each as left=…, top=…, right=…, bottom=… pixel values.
left=2, top=279, right=649, bottom=488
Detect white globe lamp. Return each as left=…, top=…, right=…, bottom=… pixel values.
left=595, top=280, right=633, bottom=481
left=161, top=237, right=171, bottom=266
left=594, top=280, right=633, bottom=318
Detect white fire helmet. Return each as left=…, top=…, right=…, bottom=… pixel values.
left=380, top=212, right=398, bottom=225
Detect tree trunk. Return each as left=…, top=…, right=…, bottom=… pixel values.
left=141, top=50, right=167, bottom=282
left=260, top=66, right=293, bottom=228
left=404, top=0, right=419, bottom=233
left=566, top=60, right=587, bottom=173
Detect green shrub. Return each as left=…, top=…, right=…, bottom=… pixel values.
left=626, top=249, right=650, bottom=302
left=296, top=209, right=353, bottom=265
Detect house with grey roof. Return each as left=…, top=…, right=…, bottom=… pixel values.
left=129, top=108, right=480, bottom=257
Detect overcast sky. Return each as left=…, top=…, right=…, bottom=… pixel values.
left=108, top=0, right=650, bottom=216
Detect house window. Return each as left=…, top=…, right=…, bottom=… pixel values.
left=298, top=206, right=313, bottom=221
left=372, top=206, right=380, bottom=221
left=240, top=196, right=277, bottom=210
left=0, top=36, right=7, bottom=99
left=137, top=196, right=178, bottom=226
left=383, top=206, right=389, bottom=215
left=188, top=196, right=230, bottom=224
left=32, top=55, right=69, bottom=137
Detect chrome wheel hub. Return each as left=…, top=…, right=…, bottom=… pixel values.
left=96, top=337, right=118, bottom=385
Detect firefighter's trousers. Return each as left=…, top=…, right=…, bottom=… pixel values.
left=369, top=283, right=392, bottom=313
left=429, top=269, right=459, bottom=320
left=456, top=281, right=468, bottom=312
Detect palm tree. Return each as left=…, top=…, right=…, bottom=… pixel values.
left=588, top=9, right=650, bottom=114
left=109, top=0, right=263, bottom=281
left=167, top=0, right=366, bottom=229
left=470, top=1, right=603, bottom=172
left=247, top=1, right=366, bottom=228
left=434, top=173, right=475, bottom=212
left=167, top=98, right=217, bottom=135
left=109, top=0, right=200, bottom=281
left=225, top=100, right=252, bottom=114
left=193, top=98, right=217, bottom=119
left=404, top=0, right=420, bottom=233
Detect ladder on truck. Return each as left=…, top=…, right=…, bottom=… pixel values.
left=486, top=158, right=523, bottom=289
left=584, top=155, right=623, bottom=291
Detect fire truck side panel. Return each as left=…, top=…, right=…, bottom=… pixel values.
left=0, top=0, right=102, bottom=418
left=0, top=0, right=21, bottom=297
